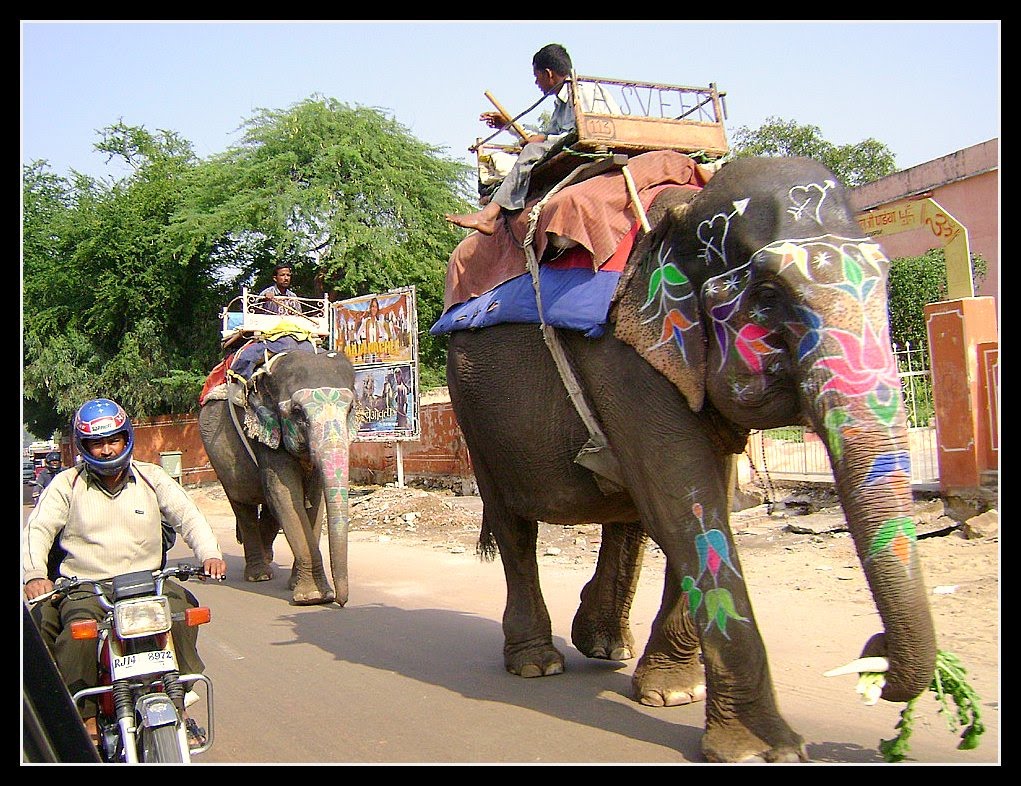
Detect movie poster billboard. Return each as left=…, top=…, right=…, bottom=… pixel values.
left=332, top=287, right=420, bottom=442
left=351, top=362, right=418, bottom=440
left=332, top=289, right=415, bottom=367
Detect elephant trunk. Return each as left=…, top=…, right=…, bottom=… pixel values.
left=292, top=387, right=357, bottom=607
left=318, top=450, right=351, bottom=607
left=826, top=421, right=937, bottom=703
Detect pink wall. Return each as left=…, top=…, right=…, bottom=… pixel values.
left=111, top=395, right=475, bottom=490
left=848, top=139, right=999, bottom=306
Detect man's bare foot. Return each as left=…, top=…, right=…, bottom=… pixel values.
left=444, top=212, right=497, bottom=235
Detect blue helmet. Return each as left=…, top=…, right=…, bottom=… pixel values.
left=73, top=398, right=135, bottom=476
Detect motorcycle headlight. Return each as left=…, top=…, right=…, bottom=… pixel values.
left=114, top=596, right=173, bottom=638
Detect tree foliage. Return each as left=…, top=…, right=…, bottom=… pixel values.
left=168, top=96, right=472, bottom=379
left=731, top=116, right=897, bottom=186
left=23, top=97, right=474, bottom=438
left=887, top=248, right=988, bottom=350
left=23, top=126, right=223, bottom=437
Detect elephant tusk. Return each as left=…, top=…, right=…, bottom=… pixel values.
left=823, top=656, right=890, bottom=677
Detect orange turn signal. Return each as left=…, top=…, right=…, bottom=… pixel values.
left=185, top=606, right=211, bottom=626
left=70, top=619, right=99, bottom=640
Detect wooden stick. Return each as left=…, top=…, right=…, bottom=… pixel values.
left=484, top=91, right=531, bottom=141
left=621, top=164, right=651, bottom=233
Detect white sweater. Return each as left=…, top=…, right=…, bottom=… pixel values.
left=22, top=461, right=222, bottom=584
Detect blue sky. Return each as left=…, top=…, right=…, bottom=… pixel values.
left=22, top=20, right=1000, bottom=181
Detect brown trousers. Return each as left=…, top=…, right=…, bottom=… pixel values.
left=30, top=579, right=204, bottom=720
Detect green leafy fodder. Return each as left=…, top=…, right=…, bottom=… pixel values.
left=879, top=650, right=985, bottom=763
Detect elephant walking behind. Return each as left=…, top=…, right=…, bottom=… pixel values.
left=199, top=348, right=358, bottom=606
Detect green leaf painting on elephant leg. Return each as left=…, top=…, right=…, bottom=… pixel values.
left=683, top=500, right=748, bottom=637
left=444, top=156, right=940, bottom=762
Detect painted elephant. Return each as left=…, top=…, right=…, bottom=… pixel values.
left=199, top=349, right=358, bottom=605
left=444, top=156, right=936, bottom=762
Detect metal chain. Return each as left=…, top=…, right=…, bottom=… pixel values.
left=745, top=436, right=776, bottom=515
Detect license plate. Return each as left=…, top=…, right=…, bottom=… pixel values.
left=111, top=648, right=177, bottom=680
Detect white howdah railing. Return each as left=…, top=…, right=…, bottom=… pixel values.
left=747, top=342, right=939, bottom=486
left=218, top=288, right=331, bottom=346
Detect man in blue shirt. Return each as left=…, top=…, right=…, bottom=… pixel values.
left=445, top=44, right=575, bottom=236
left=258, top=262, right=300, bottom=315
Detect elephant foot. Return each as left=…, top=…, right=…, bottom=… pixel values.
left=291, top=584, right=337, bottom=606
left=701, top=721, right=807, bottom=763
left=244, top=563, right=274, bottom=583
left=632, top=656, right=706, bottom=707
left=571, top=616, right=636, bottom=661
left=504, top=642, right=566, bottom=678
left=290, top=570, right=337, bottom=606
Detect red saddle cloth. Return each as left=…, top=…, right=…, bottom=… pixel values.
left=443, top=149, right=709, bottom=311
left=198, top=352, right=236, bottom=406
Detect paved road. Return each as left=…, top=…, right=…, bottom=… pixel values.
left=23, top=498, right=998, bottom=764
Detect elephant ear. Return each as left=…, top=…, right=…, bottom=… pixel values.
left=277, top=397, right=305, bottom=454
left=242, top=398, right=282, bottom=449
left=612, top=198, right=707, bottom=412
left=280, top=387, right=359, bottom=454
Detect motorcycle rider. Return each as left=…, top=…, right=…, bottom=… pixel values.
left=33, top=450, right=64, bottom=496
left=22, top=398, right=227, bottom=744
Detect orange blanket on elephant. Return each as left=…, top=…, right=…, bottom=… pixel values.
left=198, top=351, right=237, bottom=405
left=443, top=149, right=708, bottom=311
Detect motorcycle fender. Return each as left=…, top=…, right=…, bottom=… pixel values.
left=136, top=694, right=180, bottom=729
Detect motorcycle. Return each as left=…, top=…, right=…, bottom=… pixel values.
left=29, top=479, right=42, bottom=506
left=28, top=563, right=222, bottom=763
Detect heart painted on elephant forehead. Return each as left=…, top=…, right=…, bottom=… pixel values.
left=696, top=214, right=729, bottom=266
left=787, top=186, right=817, bottom=220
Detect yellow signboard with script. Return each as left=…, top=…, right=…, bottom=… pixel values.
left=856, top=198, right=974, bottom=299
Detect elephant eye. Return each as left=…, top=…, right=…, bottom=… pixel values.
left=747, top=283, right=785, bottom=322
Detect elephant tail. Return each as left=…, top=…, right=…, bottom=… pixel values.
left=476, top=522, right=497, bottom=562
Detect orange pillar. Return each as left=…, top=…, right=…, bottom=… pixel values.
left=924, top=297, right=998, bottom=494
left=977, top=342, right=999, bottom=472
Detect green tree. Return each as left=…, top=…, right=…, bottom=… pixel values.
left=22, top=124, right=235, bottom=437
left=731, top=117, right=897, bottom=186
left=887, top=248, right=988, bottom=350
left=167, top=96, right=473, bottom=385
left=23, top=98, right=474, bottom=437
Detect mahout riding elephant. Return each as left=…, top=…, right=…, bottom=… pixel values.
left=444, top=156, right=936, bottom=762
left=199, top=349, right=358, bottom=605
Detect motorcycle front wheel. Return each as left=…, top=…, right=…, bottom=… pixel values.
left=139, top=724, right=187, bottom=763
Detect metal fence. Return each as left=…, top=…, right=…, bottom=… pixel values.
left=746, top=342, right=939, bottom=486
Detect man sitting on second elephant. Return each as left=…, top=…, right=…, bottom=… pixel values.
left=257, top=262, right=303, bottom=316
